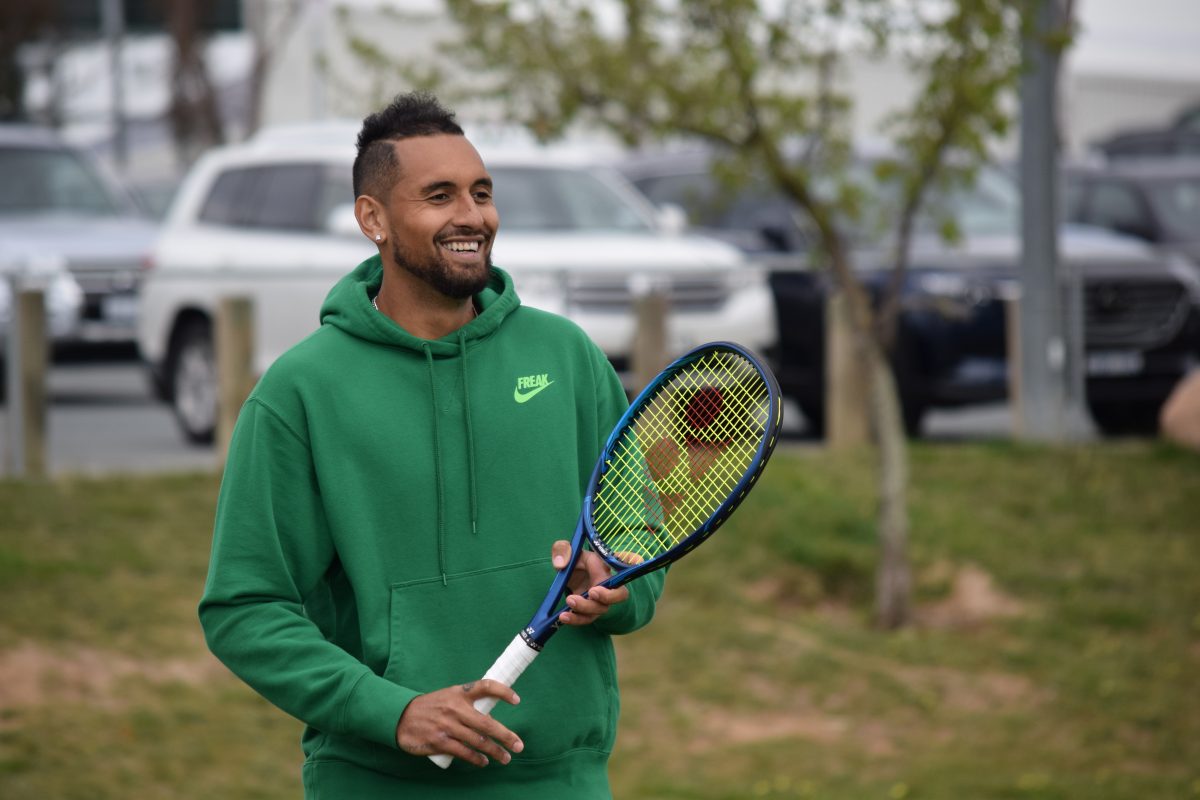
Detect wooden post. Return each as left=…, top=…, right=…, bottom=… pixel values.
left=215, top=297, right=255, bottom=464
left=1005, top=293, right=1023, bottom=438
left=4, top=287, right=48, bottom=478
left=631, top=288, right=669, bottom=393
left=825, top=291, right=870, bottom=449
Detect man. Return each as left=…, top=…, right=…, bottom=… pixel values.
left=199, top=92, right=664, bottom=798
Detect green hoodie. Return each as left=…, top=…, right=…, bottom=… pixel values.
left=199, top=256, right=665, bottom=798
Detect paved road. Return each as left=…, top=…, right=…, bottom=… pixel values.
left=1, top=356, right=1090, bottom=478
left=1, top=357, right=218, bottom=477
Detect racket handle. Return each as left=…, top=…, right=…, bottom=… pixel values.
left=428, top=634, right=540, bottom=768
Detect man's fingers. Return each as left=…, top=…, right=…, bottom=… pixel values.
left=551, top=540, right=572, bottom=570
left=460, top=679, right=525, bottom=755
left=399, top=683, right=526, bottom=767
left=461, top=678, right=521, bottom=709
left=558, top=584, right=630, bottom=625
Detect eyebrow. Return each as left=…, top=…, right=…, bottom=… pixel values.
left=419, top=176, right=493, bottom=195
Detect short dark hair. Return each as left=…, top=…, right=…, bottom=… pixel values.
left=353, top=91, right=465, bottom=199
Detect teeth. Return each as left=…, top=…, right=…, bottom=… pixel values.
left=444, top=241, right=480, bottom=252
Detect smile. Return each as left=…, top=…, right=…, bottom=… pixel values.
left=442, top=241, right=481, bottom=253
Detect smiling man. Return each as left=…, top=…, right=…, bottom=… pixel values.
left=198, top=92, right=665, bottom=799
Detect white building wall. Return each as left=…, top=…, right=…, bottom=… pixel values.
left=256, top=0, right=1200, bottom=160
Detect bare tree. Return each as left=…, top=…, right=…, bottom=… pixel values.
left=0, top=0, right=58, bottom=121
left=160, top=0, right=225, bottom=165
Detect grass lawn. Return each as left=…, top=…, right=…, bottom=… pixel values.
left=0, top=441, right=1196, bottom=799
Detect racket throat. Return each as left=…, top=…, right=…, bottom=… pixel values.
left=518, top=627, right=546, bottom=651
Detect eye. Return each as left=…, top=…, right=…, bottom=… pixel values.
left=474, top=188, right=493, bottom=203
left=427, top=192, right=451, bottom=203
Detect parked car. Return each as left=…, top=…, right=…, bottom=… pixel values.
left=621, top=150, right=1200, bottom=436
left=1065, top=158, right=1200, bottom=268
left=138, top=124, right=775, bottom=443
left=0, top=124, right=158, bottom=345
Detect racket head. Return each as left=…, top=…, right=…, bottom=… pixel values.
left=583, top=341, right=783, bottom=584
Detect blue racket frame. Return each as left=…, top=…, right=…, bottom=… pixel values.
left=520, top=341, right=783, bottom=648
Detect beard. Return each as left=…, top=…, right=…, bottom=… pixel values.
left=391, top=237, right=493, bottom=299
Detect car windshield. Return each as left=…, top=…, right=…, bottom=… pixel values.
left=490, top=166, right=653, bottom=232
left=0, top=146, right=125, bottom=216
left=637, top=160, right=1019, bottom=247
left=858, top=163, right=1020, bottom=241
left=1144, top=176, right=1200, bottom=239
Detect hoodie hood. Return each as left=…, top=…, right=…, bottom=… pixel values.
left=318, top=254, right=522, bottom=354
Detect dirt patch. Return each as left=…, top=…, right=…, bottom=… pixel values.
left=917, top=564, right=1026, bottom=629
left=743, top=568, right=825, bottom=608
left=0, top=640, right=229, bottom=713
left=892, top=663, right=1051, bottom=714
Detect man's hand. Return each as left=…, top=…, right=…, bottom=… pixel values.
left=551, top=540, right=630, bottom=625
left=396, top=681, right=524, bottom=767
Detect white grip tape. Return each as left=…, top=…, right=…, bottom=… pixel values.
left=428, top=634, right=540, bottom=768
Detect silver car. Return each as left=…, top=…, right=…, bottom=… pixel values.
left=0, top=124, right=158, bottom=345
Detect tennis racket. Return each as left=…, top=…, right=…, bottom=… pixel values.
left=430, top=341, right=782, bottom=767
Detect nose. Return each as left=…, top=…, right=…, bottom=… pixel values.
left=452, top=192, right=486, bottom=228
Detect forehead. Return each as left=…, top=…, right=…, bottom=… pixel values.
left=391, top=134, right=489, bottom=189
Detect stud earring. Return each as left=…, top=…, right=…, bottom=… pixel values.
left=375, top=234, right=382, bottom=242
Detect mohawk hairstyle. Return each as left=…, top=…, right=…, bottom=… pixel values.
left=353, top=91, right=465, bottom=199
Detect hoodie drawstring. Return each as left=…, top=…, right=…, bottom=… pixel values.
left=458, top=331, right=480, bottom=536
left=423, top=344, right=449, bottom=585
left=423, top=334, right=482, bottom=588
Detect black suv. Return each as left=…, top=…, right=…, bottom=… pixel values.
left=621, top=151, right=1200, bottom=436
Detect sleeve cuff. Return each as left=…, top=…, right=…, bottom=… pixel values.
left=341, top=672, right=422, bottom=749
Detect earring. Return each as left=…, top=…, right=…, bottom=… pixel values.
left=375, top=234, right=382, bottom=242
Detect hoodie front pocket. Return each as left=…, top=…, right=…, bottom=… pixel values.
left=384, top=559, right=618, bottom=762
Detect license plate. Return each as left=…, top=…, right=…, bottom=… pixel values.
left=101, top=293, right=139, bottom=324
left=1086, top=351, right=1143, bottom=377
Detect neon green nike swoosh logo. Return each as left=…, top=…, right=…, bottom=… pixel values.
left=514, top=381, right=554, bottom=403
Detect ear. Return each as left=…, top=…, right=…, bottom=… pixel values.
left=355, top=195, right=387, bottom=243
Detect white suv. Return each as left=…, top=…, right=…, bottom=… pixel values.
left=138, top=124, right=776, bottom=443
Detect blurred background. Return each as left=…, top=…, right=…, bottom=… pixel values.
left=2, top=0, right=1199, bottom=474
left=1, top=0, right=1199, bottom=472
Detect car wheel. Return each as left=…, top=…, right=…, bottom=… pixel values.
left=169, top=318, right=217, bottom=444
left=1087, top=399, right=1161, bottom=437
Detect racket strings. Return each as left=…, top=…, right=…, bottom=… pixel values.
left=591, top=350, right=770, bottom=563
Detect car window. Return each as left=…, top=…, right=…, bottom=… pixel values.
left=1145, top=177, right=1200, bottom=240
left=489, top=166, right=651, bottom=232
left=1089, top=182, right=1151, bottom=236
left=198, top=163, right=324, bottom=231
left=1062, top=177, right=1087, bottom=223
left=634, top=172, right=726, bottom=225
left=254, top=165, right=322, bottom=230
left=0, top=146, right=123, bottom=215
left=198, top=167, right=255, bottom=225
left=315, top=165, right=355, bottom=229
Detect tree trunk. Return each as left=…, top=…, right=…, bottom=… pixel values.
left=825, top=290, right=871, bottom=449
left=824, top=247, right=913, bottom=629
left=866, top=340, right=912, bottom=629
left=165, top=0, right=225, bottom=166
